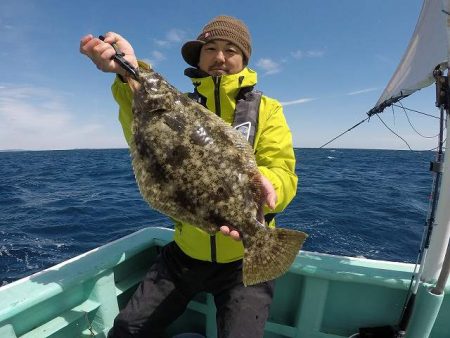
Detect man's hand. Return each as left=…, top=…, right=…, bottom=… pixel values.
left=220, top=174, right=277, bottom=241
left=260, top=173, right=277, bottom=210
left=79, top=32, right=138, bottom=78
left=219, top=225, right=242, bottom=241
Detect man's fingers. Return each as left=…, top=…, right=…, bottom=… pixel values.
left=92, top=42, right=112, bottom=58
left=102, top=32, right=139, bottom=70
left=95, top=43, right=117, bottom=63
left=80, top=36, right=119, bottom=73
left=229, top=230, right=241, bottom=241
left=80, top=32, right=138, bottom=75
left=259, top=175, right=277, bottom=210
left=220, top=225, right=230, bottom=235
left=266, top=190, right=277, bottom=210
left=219, top=226, right=241, bottom=241
left=103, top=31, right=123, bottom=44
left=79, top=34, right=93, bottom=53
left=80, top=37, right=103, bottom=59
left=79, top=35, right=96, bottom=55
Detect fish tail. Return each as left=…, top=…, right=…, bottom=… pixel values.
left=242, top=226, right=307, bottom=286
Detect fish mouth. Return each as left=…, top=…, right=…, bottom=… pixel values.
left=127, top=77, right=142, bottom=92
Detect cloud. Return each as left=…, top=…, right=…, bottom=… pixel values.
left=291, top=49, right=325, bottom=60
left=291, top=50, right=303, bottom=59
left=280, top=98, right=316, bottom=106
left=0, top=15, right=15, bottom=32
left=306, top=50, right=324, bottom=58
left=347, top=87, right=378, bottom=96
left=154, top=39, right=170, bottom=47
left=154, top=28, right=186, bottom=47
left=374, top=54, right=393, bottom=65
left=166, top=29, right=185, bottom=43
left=256, top=58, right=281, bottom=75
left=0, top=85, right=125, bottom=150
left=146, top=51, right=166, bottom=66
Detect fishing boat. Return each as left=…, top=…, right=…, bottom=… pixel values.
left=1, top=0, right=450, bottom=337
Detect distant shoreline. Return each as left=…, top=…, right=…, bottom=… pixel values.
left=0, top=147, right=434, bottom=153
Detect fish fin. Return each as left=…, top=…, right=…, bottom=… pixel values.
left=242, top=226, right=308, bottom=286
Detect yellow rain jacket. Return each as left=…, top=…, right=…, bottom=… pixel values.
left=111, top=66, right=298, bottom=263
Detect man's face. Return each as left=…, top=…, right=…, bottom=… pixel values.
left=198, top=39, right=245, bottom=76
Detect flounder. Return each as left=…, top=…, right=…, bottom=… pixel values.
left=126, top=66, right=307, bottom=286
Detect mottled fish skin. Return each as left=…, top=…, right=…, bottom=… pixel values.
left=129, top=67, right=307, bottom=286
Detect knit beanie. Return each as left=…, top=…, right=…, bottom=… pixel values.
left=181, top=15, right=252, bottom=67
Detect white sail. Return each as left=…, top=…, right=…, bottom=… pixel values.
left=369, top=0, right=450, bottom=114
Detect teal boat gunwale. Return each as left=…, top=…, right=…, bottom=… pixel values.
left=0, top=227, right=172, bottom=319
left=1, top=227, right=449, bottom=338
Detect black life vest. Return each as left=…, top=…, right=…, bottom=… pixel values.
left=187, top=87, right=262, bottom=147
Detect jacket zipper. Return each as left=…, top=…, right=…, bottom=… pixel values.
left=209, top=76, right=222, bottom=263
left=210, top=234, right=217, bottom=262
left=213, top=76, right=221, bottom=117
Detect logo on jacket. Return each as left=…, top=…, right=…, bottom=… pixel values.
left=234, top=122, right=251, bottom=141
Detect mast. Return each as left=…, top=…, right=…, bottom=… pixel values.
left=421, top=71, right=450, bottom=283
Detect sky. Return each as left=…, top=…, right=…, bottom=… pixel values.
left=0, top=0, right=441, bottom=151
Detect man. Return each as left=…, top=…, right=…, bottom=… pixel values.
left=80, top=15, right=297, bottom=338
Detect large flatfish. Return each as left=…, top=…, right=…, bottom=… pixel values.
left=126, top=66, right=307, bottom=286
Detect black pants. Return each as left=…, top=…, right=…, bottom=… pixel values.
left=108, top=241, right=275, bottom=338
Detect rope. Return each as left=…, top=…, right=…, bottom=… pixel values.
left=319, top=100, right=440, bottom=149
left=375, top=114, right=413, bottom=150
left=392, top=105, right=396, bottom=125
left=392, top=104, right=440, bottom=119
left=398, top=102, right=440, bottom=138
left=319, top=117, right=369, bottom=148
left=429, top=138, right=447, bottom=151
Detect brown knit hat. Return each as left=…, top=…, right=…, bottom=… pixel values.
left=181, top=15, right=252, bottom=67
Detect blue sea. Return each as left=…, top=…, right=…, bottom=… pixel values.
left=0, top=148, right=435, bottom=286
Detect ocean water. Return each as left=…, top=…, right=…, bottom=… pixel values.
left=0, top=148, right=435, bottom=285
